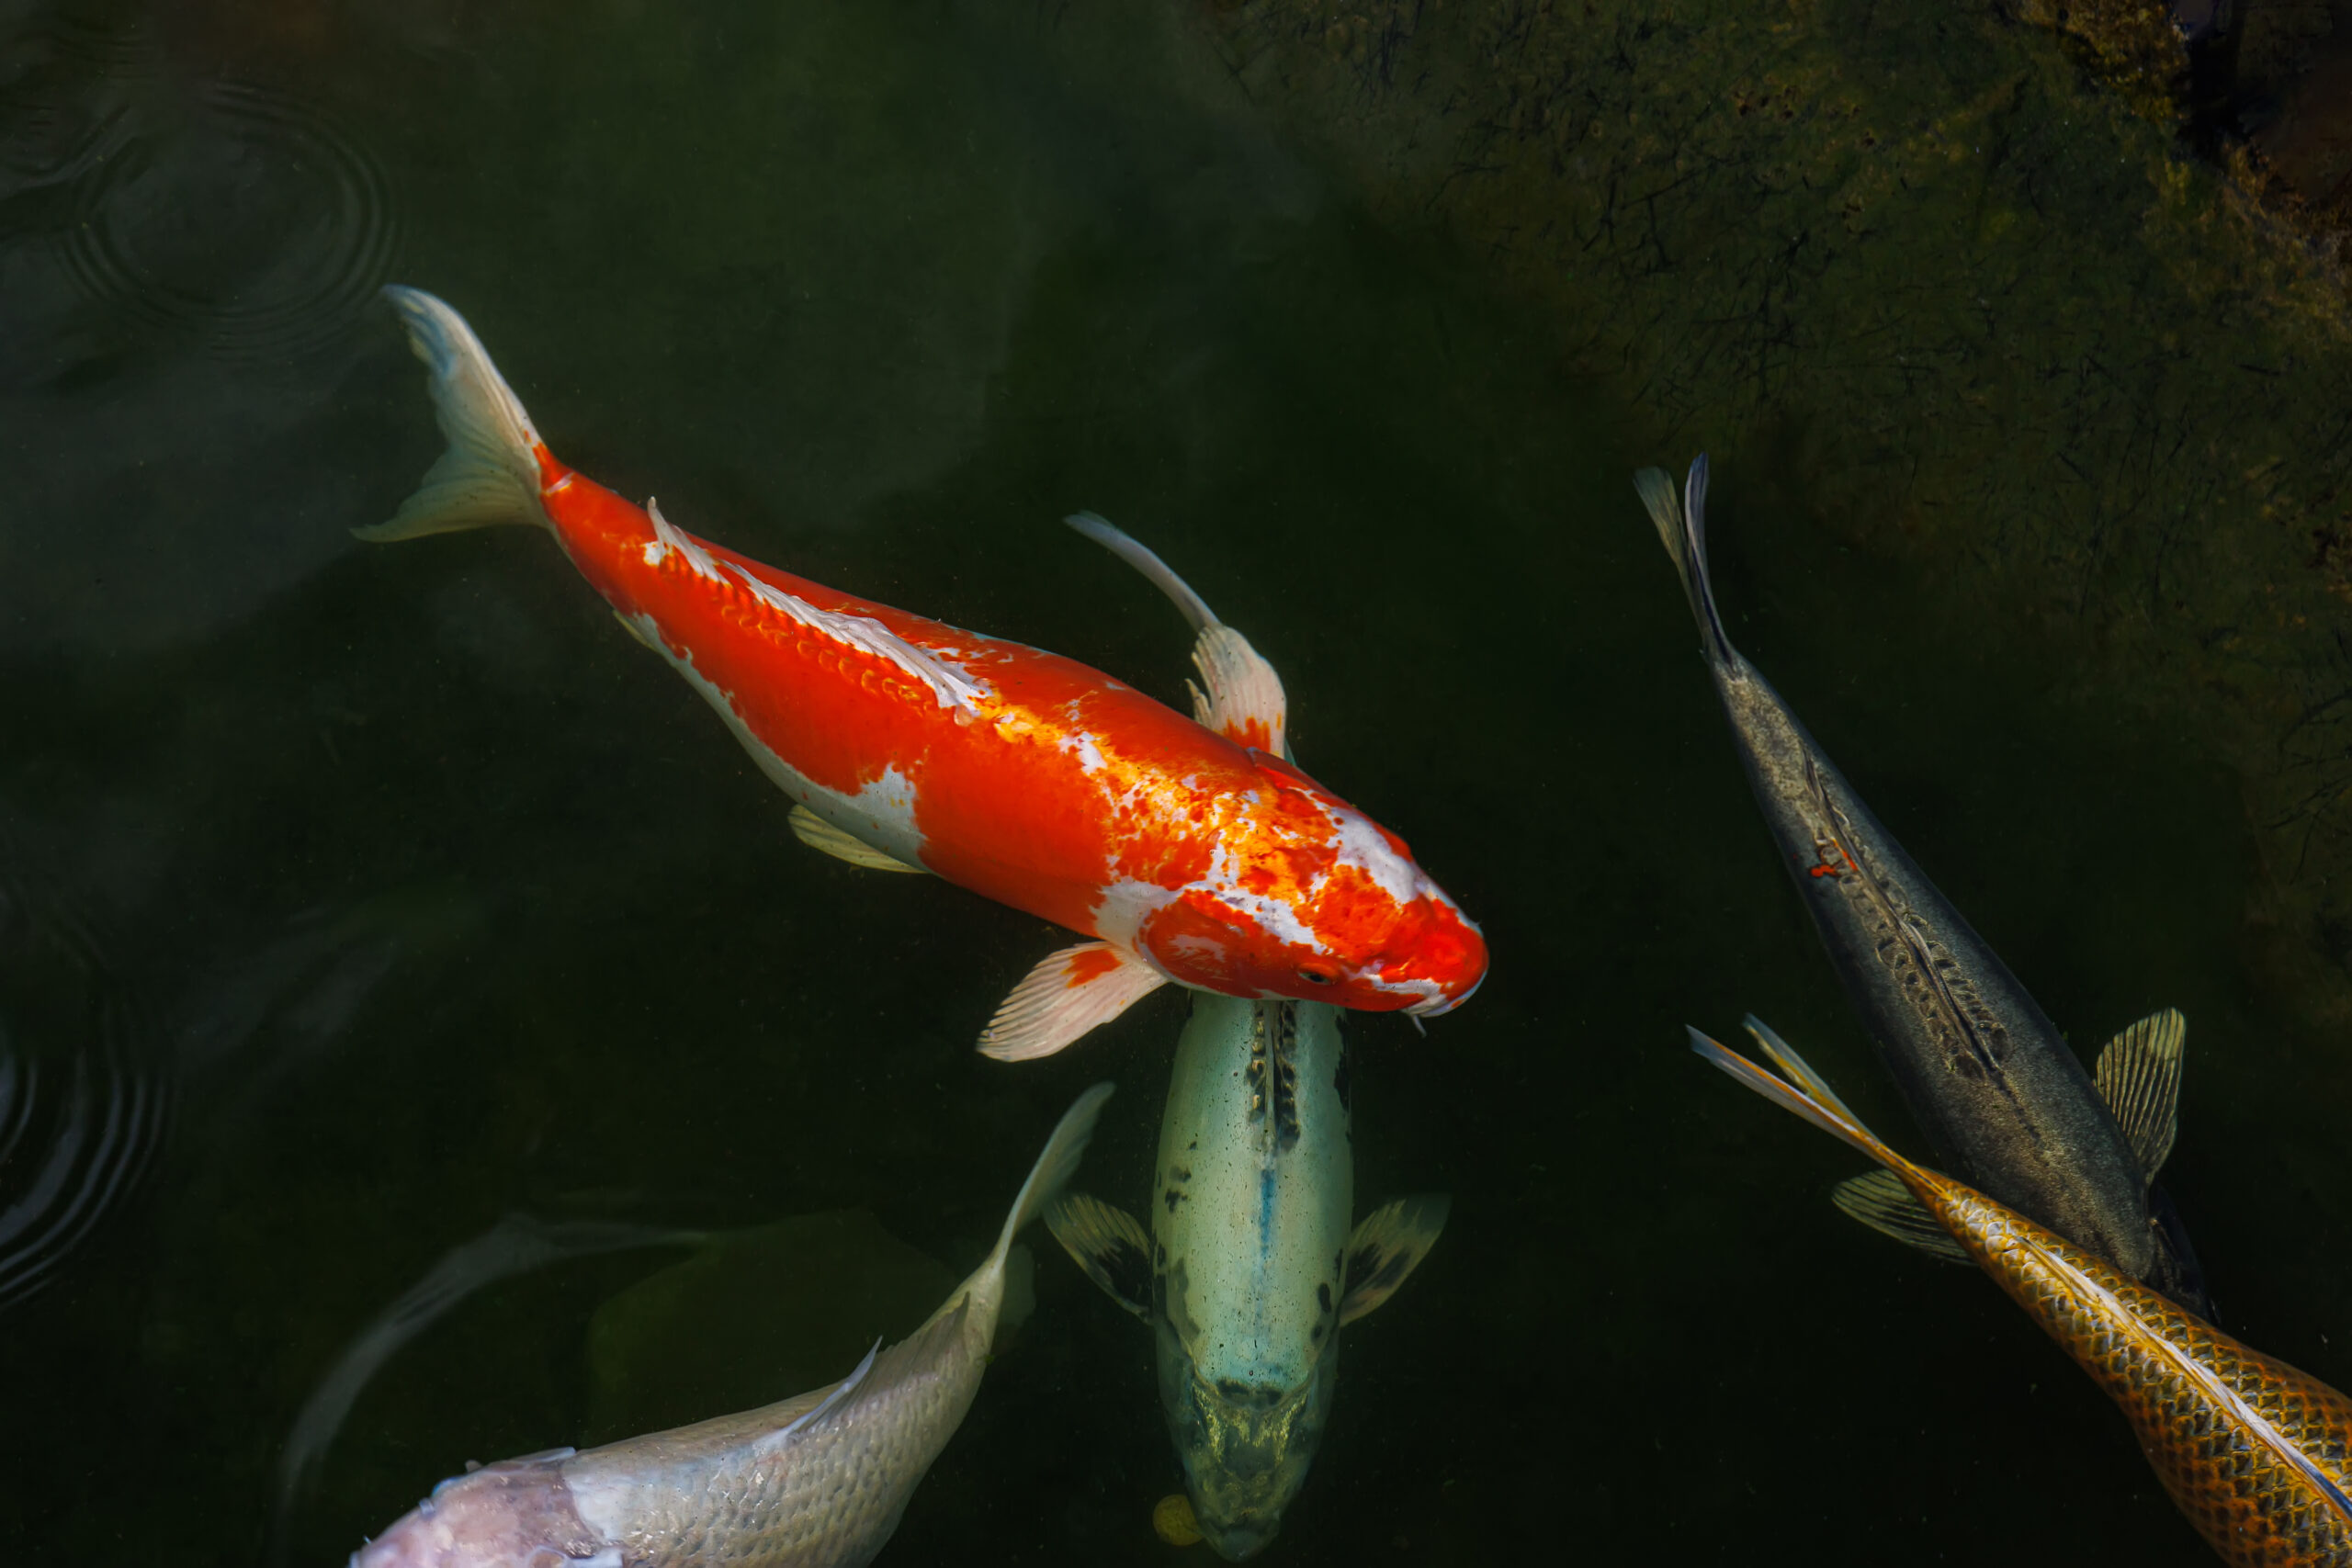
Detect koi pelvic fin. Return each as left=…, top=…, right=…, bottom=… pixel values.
left=2093, top=1009, right=2185, bottom=1183
left=1064, top=513, right=1290, bottom=761
left=1339, top=1195, right=1450, bottom=1325
left=787, top=806, right=925, bottom=874
left=1043, top=1191, right=1153, bottom=1318
left=1832, top=1171, right=1972, bottom=1263
left=1634, top=455, right=1734, bottom=665
left=1734, top=1017, right=1965, bottom=1259
left=360, top=287, right=551, bottom=542
left=976, top=942, right=1167, bottom=1062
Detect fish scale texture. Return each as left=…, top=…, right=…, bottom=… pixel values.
left=1943, top=1190, right=2352, bottom=1566
left=563, top=1320, right=977, bottom=1568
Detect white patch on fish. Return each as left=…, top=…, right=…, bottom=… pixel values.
left=622, top=614, right=932, bottom=869
left=646, top=499, right=727, bottom=583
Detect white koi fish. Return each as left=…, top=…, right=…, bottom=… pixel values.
left=348, top=1084, right=1111, bottom=1568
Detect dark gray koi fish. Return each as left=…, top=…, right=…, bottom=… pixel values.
left=1636, top=456, right=2208, bottom=1314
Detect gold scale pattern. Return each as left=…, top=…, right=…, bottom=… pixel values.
left=1935, top=1183, right=2352, bottom=1566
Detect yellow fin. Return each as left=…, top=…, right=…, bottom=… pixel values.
left=2094, top=1009, right=2185, bottom=1181
left=787, top=806, right=925, bottom=874
left=1831, top=1170, right=1971, bottom=1263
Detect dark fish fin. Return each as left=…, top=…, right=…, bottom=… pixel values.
left=2092, top=1008, right=2184, bottom=1181
left=2147, top=1181, right=2216, bottom=1322
left=1340, top=1195, right=1450, bottom=1325
left=1043, top=1191, right=1153, bottom=1319
left=1831, top=1171, right=1972, bottom=1264
left=1633, top=454, right=1733, bottom=663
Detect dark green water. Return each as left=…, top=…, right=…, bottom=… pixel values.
left=2, top=2, right=2344, bottom=1563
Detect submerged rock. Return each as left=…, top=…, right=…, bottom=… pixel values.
left=1194, top=0, right=2352, bottom=1030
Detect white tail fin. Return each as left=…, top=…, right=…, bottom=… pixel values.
left=358, top=287, right=550, bottom=542
left=988, top=1084, right=1114, bottom=1276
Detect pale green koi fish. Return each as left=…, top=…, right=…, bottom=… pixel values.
left=1046, top=517, right=1448, bottom=1560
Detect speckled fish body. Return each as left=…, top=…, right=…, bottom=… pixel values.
left=1150, top=995, right=1353, bottom=1559
left=360, top=288, right=1485, bottom=1060
left=1640, top=457, right=2206, bottom=1312
left=1040, top=522, right=1447, bottom=1560
left=351, top=1085, right=1113, bottom=1568
left=1695, top=1027, right=2352, bottom=1566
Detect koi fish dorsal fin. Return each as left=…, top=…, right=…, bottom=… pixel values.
left=752, top=1337, right=882, bottom=1455
left=1339, top=1195, right=1449, bottom=1325
left=787, top=806, right=926, bottom=874
left=1634, top=455, right=1734, bottom=665
left=1043, top=1191, right=1153, bottom=1319
left=1831, top=1171, right=1972, bottom=1263
left=976, top=942, right=1167, bottom=1061
left=361, top=287, right=551, bottom=542
left=2093, top=1009, right=2185, bottom=1182
left=1063, top=513, right=1290, bottom=760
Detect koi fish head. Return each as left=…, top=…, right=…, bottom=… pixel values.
left=350, top=1453, right=617, bottom=1568
left=1158, top=1348, right=1334, bottom=1561
left=1128, top=754, right=1487, bottom=1015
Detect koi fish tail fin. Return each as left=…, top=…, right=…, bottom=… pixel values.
left=985, top=1083, right=1115, bottom=1283
left=1687, top=1018, right=1908, bottom=1174
left=1634, top=455, right=1734, bottom=664
left=357, top=287, right=551, bottom=543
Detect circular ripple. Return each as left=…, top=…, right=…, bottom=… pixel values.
left=58, top=76, right=398, bottom=360
left=0, top=839, right=170, bottom=1312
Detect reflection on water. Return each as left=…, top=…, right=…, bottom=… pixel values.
left=58, top=76, right=397, bottom=360
left=0, top=819, right=169, bottom=1309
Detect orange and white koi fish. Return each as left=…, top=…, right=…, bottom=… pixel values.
left=363, top=288, right=1486, bottom=1060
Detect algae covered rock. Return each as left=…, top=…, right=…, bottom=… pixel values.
left=1199, top=0, right=2352, bottom=1021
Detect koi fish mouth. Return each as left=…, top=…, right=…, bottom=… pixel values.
left=1401, top=969, right=1483, bottom=1018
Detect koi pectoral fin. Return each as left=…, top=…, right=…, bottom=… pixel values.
left=787, top=805, right=926, bottom=874
left=1060, top=512, right=1290, bottom=759
left=2094, top=1009, right=2185, bottom=1182
left=1831, top=1170, right=1972, bottom=1264
left=1339, top=1195, right=1450, bottom=1325
left=976, top=942, right=1167, bottom=1061
left=1189, top=624, right=1289, bottom=760
left=1043, top=1191, right=1153, bottom=1319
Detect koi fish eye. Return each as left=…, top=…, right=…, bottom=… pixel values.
left=1295, top=963, right=1338, bottom=986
